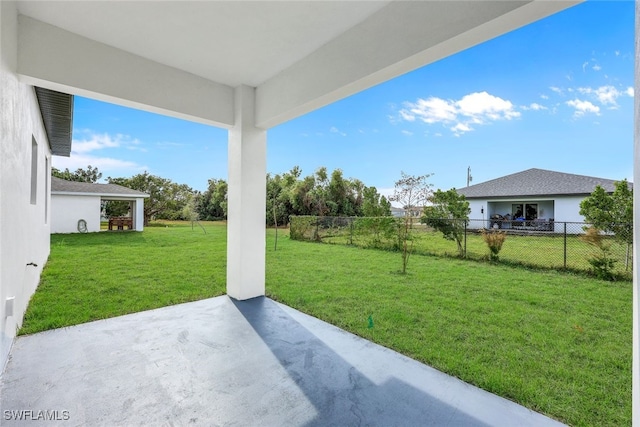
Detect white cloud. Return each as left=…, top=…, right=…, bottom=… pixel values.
left=329, top=126, right=346, bottom=137
left=402, top=97, right=457, bottom=124
left=398, top=91, right=519, bottom=136
left=581, top=62, right=589, bottom=72
left=398, top=110, right=416, bottom=122
left=592, top=64, right=602, bottom=71
left=401, top=130, right=413, bottom=136
left=540, top=94, right=549, bottom=100
left=54, top=131, right=148, bottom=177
left=456, top=92, right=520, bottom=120
left=566, top=99, right=600, bottom=117
left=52, top=153, right=147, bottom=178
left=626, top=87, right=634, bottom=97
left=72, top=132, right=142, bottom=154
left=523, top=103, right=547, bottom=111
left=549, top=86, right=563, bottom=95
left=451, top=123, right=473, bottom=134
left=578, top=85, right=633, bottom=107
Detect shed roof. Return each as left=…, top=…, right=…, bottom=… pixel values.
left=456, top=168, right=631, bottom=199
left=51, top=176, right=149, bottom=198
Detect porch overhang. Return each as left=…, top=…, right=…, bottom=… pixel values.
left=15, top=1, right=579, bottom=129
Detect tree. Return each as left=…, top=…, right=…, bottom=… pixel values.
left=389, top=172, right=434, bottom=274
left=182, top=193, right=207, bottom=233
left=52, top=165, right=102, bottom=183
left=309, top=167, right=331, bottom=217
left=421, top=189, right=470, bottom=257
left=108, top=172, right=194, bottom=225
left=266, top=165, right=393, bottom=226
left=291, top=174, right=316, bottom=216
left=388, top=171, right=433, bottom=213
left=197, top=179, right=228, bottom=220
left=579, top=180, right=633, bottom=244
left=361, top=186, right=392, bottom=217
left=266, top=173, right=295, bottom=226
left=102, top=200, right=130, bottom=218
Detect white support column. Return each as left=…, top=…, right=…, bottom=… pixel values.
left=226, top=85, right=266, bottom=300
left=134, top=198, right=145, bottom=231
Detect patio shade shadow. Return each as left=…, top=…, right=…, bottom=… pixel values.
left=0, top=296, right=565, bottom=426
left=231, top=297, right=563, bottom=427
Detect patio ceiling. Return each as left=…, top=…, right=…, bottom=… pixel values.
left=15, top=1, right=579, bottom=129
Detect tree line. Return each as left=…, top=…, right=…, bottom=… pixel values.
left=52, top=165, right=392, bottom=226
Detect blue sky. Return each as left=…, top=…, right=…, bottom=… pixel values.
left=54, top=1, right=635, bottom=199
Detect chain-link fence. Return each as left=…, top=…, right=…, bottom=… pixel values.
left=289, top=216, right=633, bottom=280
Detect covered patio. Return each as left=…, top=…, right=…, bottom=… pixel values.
left=3, top=0, right=639, bottom=425
left=1, top=296, right=563, bottom=426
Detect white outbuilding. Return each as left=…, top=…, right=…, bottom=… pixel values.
left=51, top=177, right=148, bottom=233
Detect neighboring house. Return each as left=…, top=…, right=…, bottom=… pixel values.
left=456, top=168, right=632, bottom=231
left=390, top=207, right=405, bottom=218
left=391, top=207, right=424, bottom=218
left=51, top=177, right=149, bottom=233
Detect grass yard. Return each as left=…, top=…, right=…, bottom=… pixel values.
left=318, top=224, right=633, bottom=280
left=21, top=221, right=631, bottom=426
left=20, top=221, right=227, bottom=333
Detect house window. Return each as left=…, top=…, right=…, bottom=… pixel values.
left=30, top=137, right=38, bottom=205
left=525, top=203, right=538, bottom=221
left=512, top=204, right=523, bottom=219
left=44, top=156, right=49, bottom=223
left=512, top=203, right=539, bottom=226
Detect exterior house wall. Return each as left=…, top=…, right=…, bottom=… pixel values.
left=51, top=195, right=101, bottom=233
left=467, top=200, right=487, bottom=229
left=0, top=1, right=52, bottom=368
left=554, top=196, right=587, bottom=223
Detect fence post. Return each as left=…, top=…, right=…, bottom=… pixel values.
left=349, top=217, right=354, bottom=245
left=464, top=221, right=467, bottom=259
left=563, top=222, right=567, bottom=269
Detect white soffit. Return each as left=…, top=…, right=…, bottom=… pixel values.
left=16, top=1, right=391, bottom=88
left=15, top=1, right=580, bottom=128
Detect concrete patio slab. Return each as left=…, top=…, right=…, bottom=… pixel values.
left=0, top=296, right=565, bottom=426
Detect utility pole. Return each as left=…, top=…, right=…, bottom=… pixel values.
left=467, top=166, right=472, bottom=187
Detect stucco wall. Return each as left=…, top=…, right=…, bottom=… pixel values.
left=0, top=2, right=52, bottom=369
left=51, top=195, right=101, bottom=233
left=554, top=196, right=587, bottom=223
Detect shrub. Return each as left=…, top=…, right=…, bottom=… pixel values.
left=353, top=217, right=397, bottom=248
left=290, top=216, right=317, bottom=241
left=481, top=229, right=506, bottom=261
left=580, top=226, right=617, bottom=280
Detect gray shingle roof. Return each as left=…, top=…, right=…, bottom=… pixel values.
left=456, top=168, right=631, bottom=199
left=51, top=177, right=149, bottom=197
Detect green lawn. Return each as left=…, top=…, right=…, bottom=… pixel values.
left=21, top=221, right=631, bottom=426
left=315, top=223, right=633, bottom=280
left=21, top=221, right=227, bottom=333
